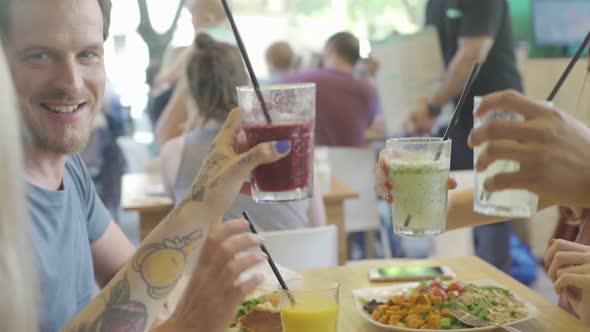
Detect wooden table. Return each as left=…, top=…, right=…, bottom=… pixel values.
left=121, top=173, right=358, bottom=264
left=167, top=256, right=585, bottom=331
left=298, top=256, right=586, bottom=331
left=121, top=173, right=174, bottom=240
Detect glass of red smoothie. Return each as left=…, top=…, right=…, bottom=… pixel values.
left=237, top=83, right=316, bottom=202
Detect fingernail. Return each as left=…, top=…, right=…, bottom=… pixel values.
left=275, top=140, right=292, bottom=153
left=257, top=234, right=265, bottom=242
left=385, top=181, right=393, bottom=191
left=257, top=253, right=268, bottom=260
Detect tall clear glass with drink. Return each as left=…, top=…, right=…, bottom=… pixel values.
left=280, top=278, right=339, bottom=332
left=473, top=96, right=539, bottom=218
left=238, top=83, right=316, bottom=202
left=386, top=138, right=452, bottom=236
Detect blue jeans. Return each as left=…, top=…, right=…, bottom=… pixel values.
left=473, top=222, right=513, bottom=274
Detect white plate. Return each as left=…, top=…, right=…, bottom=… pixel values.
left=353, top=280, right=540, bottom=332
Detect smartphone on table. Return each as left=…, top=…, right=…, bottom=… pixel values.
left=368, top=266, right=456, bottom=282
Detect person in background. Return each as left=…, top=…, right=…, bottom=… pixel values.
left=376, top=90, right=590, bottom=323
left=280, top=31, right=380, bottom=147
left=406, top=0, right=523, bottom=274
left=153, top=0, right=234, bottom=92
left=81, top=82, right=128, bottom=221
left=265, top=41, right=297, bottom=83
left=1, top=0, right=294, bottom=330
left=160, top=34, right=326, bottom=231
left=153, top=0, right=234, bottom=145
left=355, top=55, right=386, bottom=140
left=0, top=37, right=39, bottom=332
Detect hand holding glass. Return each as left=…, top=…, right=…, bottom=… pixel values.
left=238, top=83, right=316, bottom=202
left=386, top=138, right=451, bottom=236
left=473, top=96, right=539, bottom=218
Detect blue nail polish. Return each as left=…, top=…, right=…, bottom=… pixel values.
left=275, top=140, right=292, bottom=153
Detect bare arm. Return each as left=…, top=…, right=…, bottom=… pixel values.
left=446, top=188, right=508, bottom=231
left=429, top=37, right=493, bottom=108
left=91, top=221, right=136, bottom=288
left=62, top=110, right=291, bottom=332
left=153, top=46, right=193, bottom=94
left=446, top=188, right=553, bottom=231
left=154, top=76, right=191, bottom=146
left=160, top=136, right=185, bottom=200
left=407, top=37, right=494, bottom=134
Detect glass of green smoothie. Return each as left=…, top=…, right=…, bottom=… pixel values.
left=386, top=137, right=452, bottom=236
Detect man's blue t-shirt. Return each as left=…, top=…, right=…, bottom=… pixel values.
left=27, top=154, right=111, bottom=332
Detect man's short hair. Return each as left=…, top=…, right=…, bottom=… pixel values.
left=326, top=31, right=360, bottom=66
left=265, top=41, right=295, bottom=71
left=0, top=0, right=112, bottom=41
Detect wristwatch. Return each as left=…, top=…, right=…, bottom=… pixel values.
left=427, top=103, right=441, bottom=117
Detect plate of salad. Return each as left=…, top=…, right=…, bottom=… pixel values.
left=353, top=279, right=539, bottom=331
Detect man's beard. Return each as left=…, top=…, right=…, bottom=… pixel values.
left=23, top=116, right=92, bottom=154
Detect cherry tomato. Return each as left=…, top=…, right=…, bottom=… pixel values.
left=447, top=282, right=464, bottom=294
left=430, top=287, right=448, bottom=302
left=429, top=281, right=447, bottom=291
left=446, top=290, right=460, bottom=300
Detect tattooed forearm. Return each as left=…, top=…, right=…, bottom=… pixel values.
left=224, top=116, right=235, bottom=129
left=191, top=152, right=227, bottom=201
left=238, top=153, right=253, bottom=166
left=132, top=230, right=203, bottom=299
left=209, top=176, right=221, bottom=189
left=65, top=275, right=147, bottom=332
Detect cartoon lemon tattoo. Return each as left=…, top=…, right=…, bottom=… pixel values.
left=132, top=230, right=203, bottom=298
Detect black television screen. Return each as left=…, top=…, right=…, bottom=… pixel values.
left=533, top=0, right=590, bottom=46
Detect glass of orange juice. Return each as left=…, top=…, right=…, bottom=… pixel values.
left=280, top=278, right=339, bottom=332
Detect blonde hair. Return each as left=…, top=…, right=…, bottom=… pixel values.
left=0, top=43, right=39, bottom=330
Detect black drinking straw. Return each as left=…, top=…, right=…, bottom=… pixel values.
left=242, top=211, right=295, bottom=305
left=435, top=62, right=481, bottom=160
left=221, top=0, right=272, bottom=124
left=405, top=62, right=481, bottom=228
left=547, top=31, right=590, bottom=101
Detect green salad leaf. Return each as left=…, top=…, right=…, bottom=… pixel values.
left=479, top=285, right=511, bottom=296
left=440, top=317, right=452, bottom=329
left=234, top=298, right=265, bottom=324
